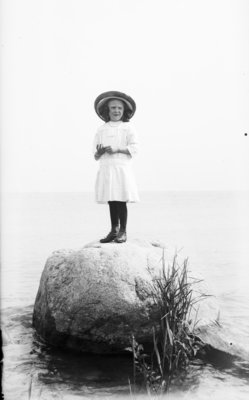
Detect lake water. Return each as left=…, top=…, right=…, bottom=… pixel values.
left=1, top=191, right=249, bottom=399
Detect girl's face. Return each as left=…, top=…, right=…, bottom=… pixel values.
left=108, top=99, right=124, bottom=121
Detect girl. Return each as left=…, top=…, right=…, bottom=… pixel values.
left=93, top=91, right=139, bottom=243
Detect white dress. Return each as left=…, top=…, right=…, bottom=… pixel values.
left=93, top=121, right=139, bottom=204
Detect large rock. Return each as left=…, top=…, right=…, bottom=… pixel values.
left=33, top=239, right=218, bottom=354
left=196, top=324, right=249, bottom=361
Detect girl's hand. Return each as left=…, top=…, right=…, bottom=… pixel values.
left=105, top=146, right=117, bottom=154
left=94, top=144, right=106, bottom=160
left=96, top=144, right=106, bottom=155
left=105, top=146, right=130, bottom=156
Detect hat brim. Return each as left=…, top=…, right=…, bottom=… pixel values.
left=94, top=91, right=136, bottom=121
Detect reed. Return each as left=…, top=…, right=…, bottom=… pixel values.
left=28, top=372, right=33, bottom=400
left=132, top=251, right=207, bottom=396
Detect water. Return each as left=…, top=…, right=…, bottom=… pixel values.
left=1, top=191, right=249, bottom=399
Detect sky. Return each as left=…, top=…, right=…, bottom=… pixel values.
left=1, top=0, right=249, bottom=192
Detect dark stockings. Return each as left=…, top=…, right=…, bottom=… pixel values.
left=108, top=201, right=127, bottom=231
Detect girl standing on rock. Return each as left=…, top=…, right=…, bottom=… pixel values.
left=93, top=91, right=139, bottom=243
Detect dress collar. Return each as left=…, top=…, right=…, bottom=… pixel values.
left=108, top=121, right=123, bottom=127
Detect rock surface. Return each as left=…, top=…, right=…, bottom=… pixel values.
left=196, top=324, right=249, bottom=361
left=33, top=239, right=219, bottom=354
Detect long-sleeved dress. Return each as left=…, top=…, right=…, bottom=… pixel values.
left=93, top=121, right=139, bottom=204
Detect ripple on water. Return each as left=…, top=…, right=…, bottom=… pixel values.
left=2, top=305, right=249, bottom=400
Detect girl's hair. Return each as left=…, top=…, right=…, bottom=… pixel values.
left=99, top=100, right=132, bottom=122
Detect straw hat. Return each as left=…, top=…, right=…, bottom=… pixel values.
left=94, top=91, right=136, bottom=121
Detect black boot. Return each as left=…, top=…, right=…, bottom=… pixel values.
left=100, top=226, right=119, bottom=243
left=115, top=230, right=127, bottom=243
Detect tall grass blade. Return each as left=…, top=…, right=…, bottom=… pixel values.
left=132, top=251, right=207, bottom=395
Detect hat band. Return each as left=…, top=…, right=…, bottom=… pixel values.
left=96, top=96, right=133, bottom=111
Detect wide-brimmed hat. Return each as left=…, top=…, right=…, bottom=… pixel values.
left=94, top=91, right=136, bottom=121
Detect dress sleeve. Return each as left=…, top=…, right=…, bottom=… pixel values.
left=92, top=128, right=101, bottom=155
left=126, top=125, right=139, bottom=157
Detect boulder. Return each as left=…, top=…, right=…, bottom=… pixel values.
left=33, top=239, right=218, bottom=354
left=196, top=324, right=249, bottom=361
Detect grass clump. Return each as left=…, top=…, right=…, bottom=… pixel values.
left=132, top=251, right=207, bottom=396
